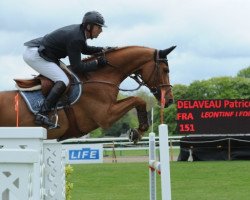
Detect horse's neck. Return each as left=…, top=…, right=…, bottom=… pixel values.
left=107, top=47, right=154, bottom=76
left=81, top=46, right=154, bottom=84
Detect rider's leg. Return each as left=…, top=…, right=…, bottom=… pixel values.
left=23, top=47, right=69, bottom=84
left=23, top=47, right=69, bottom=126
left=35, top=81, right=66, bottom=126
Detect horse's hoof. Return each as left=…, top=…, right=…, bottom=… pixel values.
left=127, top=128, right=140, bottom=144
left=139, top=124, right=149, bottom=132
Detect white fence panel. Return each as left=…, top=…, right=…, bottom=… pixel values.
left=0, top=127, right=65, bottom=200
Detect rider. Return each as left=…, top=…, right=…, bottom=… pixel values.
left=23, top=11, right=108, bottom=127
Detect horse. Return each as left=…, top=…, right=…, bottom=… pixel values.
left=0, top=45, right=175, bottom=143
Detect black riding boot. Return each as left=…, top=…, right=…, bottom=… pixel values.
left=35, top=81, right=66, bottom=127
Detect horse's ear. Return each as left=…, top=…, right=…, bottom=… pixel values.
left=159, top=46, right=176, bottom=58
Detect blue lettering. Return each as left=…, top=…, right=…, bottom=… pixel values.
left=69, top=148, right=100, bottom=160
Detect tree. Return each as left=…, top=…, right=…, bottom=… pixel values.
left=90, top=128, right=103, bottom=138
left=183, top=76, right=250, bottom=99
left=102, top=111, right=137, bottom=137
left=173, top=84, right=189, bottom=100
left=237, top=66, right=250, bottom=78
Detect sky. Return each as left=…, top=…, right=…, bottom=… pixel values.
left=1, top=0, right=250, bottom=91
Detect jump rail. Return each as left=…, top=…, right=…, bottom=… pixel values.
left=149, top=124, right=171, bottom=200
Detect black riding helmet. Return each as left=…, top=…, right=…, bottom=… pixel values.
left=82, top=11, right=107, bottom=27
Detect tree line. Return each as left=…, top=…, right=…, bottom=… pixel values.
left=90, top=67, right=250, bottom=137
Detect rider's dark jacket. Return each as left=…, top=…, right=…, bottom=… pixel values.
left=24, top=24, right=103, bottom=73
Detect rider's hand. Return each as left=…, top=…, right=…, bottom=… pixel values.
left=97, top=56, right=108, bottom=67
left=103, top=46, right=116, bottom=51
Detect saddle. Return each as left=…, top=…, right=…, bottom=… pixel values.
left=14, top=64, right=84, bottom=141
left=14, top=75, right=54, bottom=96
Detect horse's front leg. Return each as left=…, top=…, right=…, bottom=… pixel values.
left=104, top=96, right=149, bottom=143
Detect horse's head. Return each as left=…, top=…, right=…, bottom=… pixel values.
left=135, top=46, right=176, bottom=107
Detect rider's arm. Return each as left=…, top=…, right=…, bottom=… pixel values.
left=67, top=41, right=100, bottom=73
left=81, top=44, right=103, bottom=55
left=81, top=40, right=103, bottom=55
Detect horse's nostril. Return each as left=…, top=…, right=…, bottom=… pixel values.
left=165, top=99, right=174, bottom=108
left=168, top=99, right=174, bottom=104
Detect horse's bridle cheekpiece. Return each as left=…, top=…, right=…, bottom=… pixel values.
left=124, top=49, right=172, bottom=93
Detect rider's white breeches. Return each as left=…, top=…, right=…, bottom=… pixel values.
left=23, top=47, right=69, bottom=86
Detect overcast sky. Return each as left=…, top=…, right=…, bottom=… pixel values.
left=1, top=0, right=250, bottom=91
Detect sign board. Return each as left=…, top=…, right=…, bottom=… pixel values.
left=176, top=99, right=250, bottom=134
left=63, top=144, right=103, bottom=164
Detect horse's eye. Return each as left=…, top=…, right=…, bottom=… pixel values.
left=164, top=68, right=169, bottom=73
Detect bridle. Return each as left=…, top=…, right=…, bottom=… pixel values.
left=125, top=50, right=172, bottom=93
left=82, top=49, right=172, bottom=93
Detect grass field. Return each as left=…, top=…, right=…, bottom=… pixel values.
left=68, top=161, right=250, bottom=200
left=103, top=148, right=180, bottom=158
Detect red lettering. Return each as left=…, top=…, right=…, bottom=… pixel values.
left=177, top=113, right=194, bottom=120
left=177, top=101, right=183, bottom=109
left=201, top=111, right=235, bottom=118
left=238, top=111, right=250, bottom=117
left=224, top=100, right=250, bottom=108
left=177, top=100, right=222, bottom=109
left=179, top=124, right=195, bottom=132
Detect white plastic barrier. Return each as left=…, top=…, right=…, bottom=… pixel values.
left=43, top=141, right=65, bottom=199
left=0, top=127, right=65, bottom=200
left=149, top=124, right=171, bottom=200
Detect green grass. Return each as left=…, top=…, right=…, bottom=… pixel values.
left=68, top=161, right=250, bottom=200
left=104, top=149, right=149, bottom=156
left=103, top=148, right=180, bottom=157
left=171, top=161, right=250, bottom=200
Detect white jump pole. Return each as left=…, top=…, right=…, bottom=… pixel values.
left=149, top=124, right=171, bottom=200
left=159, top=124, right=171, bottom=200
left=149, top=132, right=157, bottom=200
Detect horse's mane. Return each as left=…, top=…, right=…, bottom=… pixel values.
left=82, top=46, right=147, bottom=62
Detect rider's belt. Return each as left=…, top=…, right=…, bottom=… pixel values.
left=38, top=45, right=60, bottom=66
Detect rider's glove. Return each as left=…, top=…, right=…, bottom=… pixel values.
left=103, top=46, right=117, bottom=51
left=97, top=56, right=108, bottom=67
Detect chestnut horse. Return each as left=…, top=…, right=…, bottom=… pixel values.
left=0, top=46, right=175, bottom=142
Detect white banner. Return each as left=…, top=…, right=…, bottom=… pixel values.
left=63, top=144, right=103, bottom=164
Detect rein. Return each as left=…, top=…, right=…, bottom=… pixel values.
left=105, top=58, right=143, bottom=91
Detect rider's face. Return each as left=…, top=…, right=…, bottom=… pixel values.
left=91, top=25, right=102, bottom=38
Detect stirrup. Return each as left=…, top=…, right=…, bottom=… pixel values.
left=49, top=113, right=59, bottom=130
left=35, top=113, right=60, bottom=129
